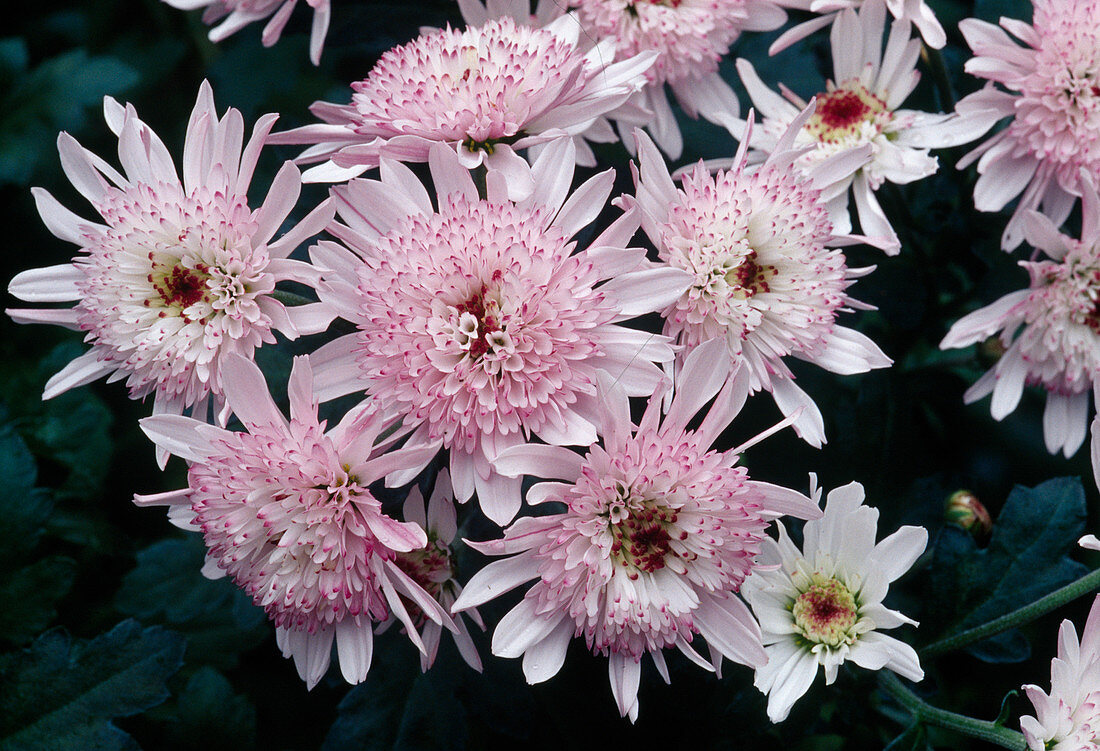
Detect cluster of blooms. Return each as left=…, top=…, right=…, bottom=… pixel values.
left=9, top=0, right=1100, bottom=731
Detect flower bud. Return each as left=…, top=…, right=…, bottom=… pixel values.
left=945, top=490, right=992, bottom=539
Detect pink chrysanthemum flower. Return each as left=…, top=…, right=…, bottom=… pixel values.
left=307, top=140, right=690, bottom=525
left=267, top=15, right=655, bottom=199
left=1021, top=595, right=1100, bottom=750
left=735, top=0, right=985, bottom=251
left=956, top=0, right=1100, bottom=250
left=6, top=82, right=334, bottom=460
left=542, top=0, right=794, bottom=160
left=625, top=113, right=891, bottom=447
left=136, top=354, right=454, bottom=689
left=742, top=479, right=926, bottom=722
left=451, top=339, right=822, bottom=721
left=940, top=183, right=1100, bottom=493
left=388, top=470, right=485, bottom=672
left=770, top=0, right=946, bottom=55
left=161, top=0, right=331, bottom=65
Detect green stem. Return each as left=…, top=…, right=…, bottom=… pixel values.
left=879, top=673, right=1026, bottom=750
left=921, top=44, right=955, bottom=111
left=922, top=567, right=1100, bottom=657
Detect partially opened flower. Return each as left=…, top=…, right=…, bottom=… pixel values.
left=770, top=0, right=946, bottom=55
left=136, top=354, right=454, bottom=689
left=451, top=339, right=822, bottom=721
left=1020, top=595, right=1100, bottom=750
left=267, top=15, right=655, bottom=198
left=306, top=139, right=690, bottom=525
left=626, top=113, right=890, bottom=448
left=736, top=0, right=985, bottom=250
left=7, top=82, right=334, bottom=457
left=940, top=183, right=1100, bottom=492
left=390, top=470, right=485, bottom=672
left=742, top=479, right=927, bottom=722
left=161, top=0, right=331, bottom=65
left=955, top=0, right=1100, bottom=250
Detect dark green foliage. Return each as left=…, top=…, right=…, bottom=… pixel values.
left=0, top=620, right=185, bottom=751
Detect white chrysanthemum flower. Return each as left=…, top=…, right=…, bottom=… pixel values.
left=735, top=0, right=987, bottom=252
left=770, top=0, right=946, bottom=55
left=161, top=0, right=331, bottom=64
left=6, top=82, right=334, bottom=463
left=626, top=111, right=891, bottom=447
left=1021, top=595, right=1100, bottom=750
left=955, top=0, right=1100, bottom=250
left=940, top=180, right=1100, bottom=493
left=452, top=339, right=821, bottom=721
left=742, top=478, right=927, bottom=722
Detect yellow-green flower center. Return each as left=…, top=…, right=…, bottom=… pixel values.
left=792, top=575, right=858, bottom=647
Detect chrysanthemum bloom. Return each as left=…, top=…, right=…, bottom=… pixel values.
left=625, top=114, right=891, bottom=447
left=136, top=354, right=454, bottom=688
left=955, top=0, right=1100, bottom=251
left=7, top=82, right=335, bottom=458
left=307, top=139, right=691, bottom=525
left=741, top=479, right=927, bottom=722
left=735, top=0, right=986, bottom=251
left=940, top=184, right=1100, bottom=492
left=1020, top=595, right=1100, bottom=750
left=161, top=0, right=331, bottom=65
left=388, top=470, right=484, bottom=672
left=266, top=15, right=655, bottom=198
left=451, top=339, right=822, bottom=721
left=769, top=0, right=946, bottom=55
left=553, top=0, right=797, bottom=160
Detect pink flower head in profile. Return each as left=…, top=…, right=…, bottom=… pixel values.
left=940, top=181, right=1100, bottom=493
left=956, top=0, right=1100, bottom=250
left=557, top=0, right=794, bottom=160
left=770, top=0, right=946, bottom=56
left=1021, top=595, right=1100, bottom=750
left=161, top=0, right=332, bottom=65
left=736, top=0, right=985, bottom=251
left=388, top=470, right=485, bottom=672
left=625, top=111, right=891, bottom=448
left=267, top=15, right=655, bottom=199
left=136, top=354, right=455, bottom=689
left=451, top=339, right=822, bottom=721
left=742, top=479, right=926, bottom=722
left=7, top=82, right=334, bottom=461
left=307, top=139, right=691, bottom=525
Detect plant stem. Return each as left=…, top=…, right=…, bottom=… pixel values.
left=921, top=44, right=955, bottom=110
left=879, top=673, right=1026, bottom=750
left=922, top=567, right=1100, bottom=657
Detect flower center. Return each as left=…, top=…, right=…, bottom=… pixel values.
left=724, top=250, right=776, bottom=299
left=606, top=483, right=681, bottom=577
left=148, top=258, right=212, bottom=315
left=394, top=538, right=455, bottom=623
left=453, top=283, right=511, bottom=361
left=791, top=575, right=858, bottom=647
left=806, top=83, right=889, bottom=144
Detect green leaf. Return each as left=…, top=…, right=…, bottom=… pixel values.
left=322, top=644, right=421, bottom=751
left=114, top=538, right=266, bottom=669
left=994, top=690, right=1019, bottom=728
left=165, top=667, right=257, bottom=751
left=884, top=722, right=931, bottom=751
left=0, top=556, right=76, bottom=646
left=0, top=620, right=186, bottom=751
left=0, top=422, right=52, bottom=563
left=924, top=478, right=1089, bottom=651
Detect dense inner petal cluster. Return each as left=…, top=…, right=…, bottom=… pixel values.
left=1015, top=243, right=1100, bottom=394
left=189, top=422, right=394, bottom=632
left=76, top=182, right=274, bottom=406
left=791, top=574, right=859, bottom=648
left=353, top=195, right=613, bottom=452
left=526, top=429, right=770, bottom=657
left=573, top=0, right=747, bottom=85
left=394, top=539, right=456, bottom=624
left=349, top=17, right=585, bottom=149
left=657, top=164, right=846, bottom=362
left=1010, top=1, right=1100, bottom=187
